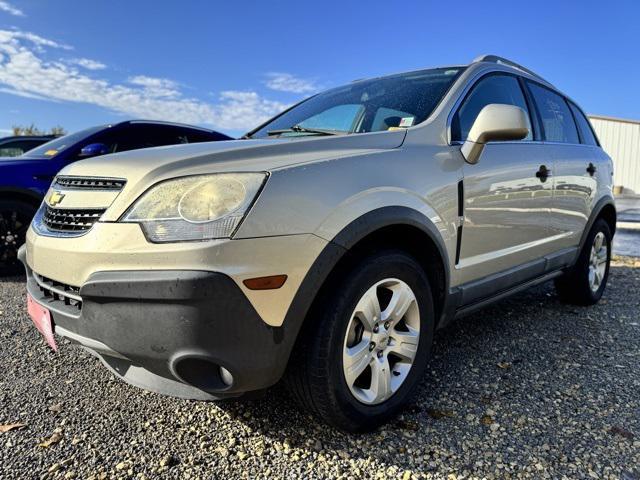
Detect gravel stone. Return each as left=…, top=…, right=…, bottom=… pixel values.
left=1, top=257, right=639, bottom=478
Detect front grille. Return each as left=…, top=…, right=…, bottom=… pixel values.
left=42, top=206, right=105, bottom=233
left=54, top=176, right=126, bottom=190
left=34, top=273, right=82, bottom=311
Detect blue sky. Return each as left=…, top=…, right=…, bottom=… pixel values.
left=0, top=0, right=638, bottom=137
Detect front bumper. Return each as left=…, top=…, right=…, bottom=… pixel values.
left=21, top=248, right=296, bottom=399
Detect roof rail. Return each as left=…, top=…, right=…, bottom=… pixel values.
left=472, top=54, right=551, bottom=86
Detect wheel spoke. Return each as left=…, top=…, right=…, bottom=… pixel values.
left=353, top=287, right=381, bottom=330
left=343, top=341, right=372, bottom=386
left=596, top=248, right=608, bottom=264
left=594, top=233, right=603, bottom=252
left=369, top=355, right=392, bottom=403
left=388, top=326, right=419, bottom=361
left=382, top=283, right=414, bottom=325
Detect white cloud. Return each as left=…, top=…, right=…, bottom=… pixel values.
left=264, top=72, right=320, bottom=94
left=128, top=75, right=181, bottom=99
left=0, top=1, right=24, bottom=16
left=0, top=29, right=288, bottom=131
left=0, top=30, right=72, bottom=50
left=67, top=57, right=106, bottom=70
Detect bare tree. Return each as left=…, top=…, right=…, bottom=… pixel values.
left=11, top=124, right=66, bottom=136
left=49, top=125, right=67, bottom=136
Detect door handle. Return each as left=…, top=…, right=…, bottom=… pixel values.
left=535, top=165, right=551, bottom=181
left=586, top=162, right=597, bottom=176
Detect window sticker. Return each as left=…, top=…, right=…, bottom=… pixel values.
left=399, top=117, right=415, bottom=127
left=44, top=149, right=58, bottom=156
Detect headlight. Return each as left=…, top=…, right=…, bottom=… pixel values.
left=122, top=173, right=266, bottom=242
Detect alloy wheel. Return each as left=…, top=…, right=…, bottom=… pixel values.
left=588, top=231, right=608, bottom=293
left=342, top=278, right=420, bottom=405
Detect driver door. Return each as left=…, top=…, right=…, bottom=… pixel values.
left=453, top=73, right=555, bottom=285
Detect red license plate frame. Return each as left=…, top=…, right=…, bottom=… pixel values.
left=27, top=293, right=57, bottom=351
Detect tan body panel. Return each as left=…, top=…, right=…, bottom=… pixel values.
left=26, top=224, right=327, bottom=327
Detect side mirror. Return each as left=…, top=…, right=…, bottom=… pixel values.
left=460, top=104, right=529, bottom=164
left=79, top=143, right=109, bottom=158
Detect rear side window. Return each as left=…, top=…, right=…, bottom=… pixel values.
left=568, top=102, right=598, bottom=146
left=527, top=83, right=579, bottom=144
left=452, top=74, right=532, bottom=142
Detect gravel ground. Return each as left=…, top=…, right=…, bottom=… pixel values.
left=1, top=257, right=639, bottom=479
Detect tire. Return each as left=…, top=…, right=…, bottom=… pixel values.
left=555, top=218, right=612, bottom=305
left=285, top=250, right=435, bottom=432
left=0, top=200, right=36, bottom=275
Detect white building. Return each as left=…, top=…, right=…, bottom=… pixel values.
left=589, top=115, right=640, bottom=196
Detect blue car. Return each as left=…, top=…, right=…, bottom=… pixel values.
left=0, top=134, right=59, bottom=157
left=0, top=120, right=231, bottom=270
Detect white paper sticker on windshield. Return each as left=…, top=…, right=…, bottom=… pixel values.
left=399, top=117, right=415, bottom=127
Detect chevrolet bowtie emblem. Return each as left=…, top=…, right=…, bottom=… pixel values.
left=48, top=191, right=65, bottom=207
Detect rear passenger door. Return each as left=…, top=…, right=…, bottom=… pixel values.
left=526, top=82, right=597, bottom=251
left=453, top=73, right=555, bottom=284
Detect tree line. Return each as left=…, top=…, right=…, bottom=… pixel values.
left=11, top=124, right=66, bottom=136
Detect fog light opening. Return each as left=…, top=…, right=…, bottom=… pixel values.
left=172, top=356, right=234, bottom=392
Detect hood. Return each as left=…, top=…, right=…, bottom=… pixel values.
left=60, top=129, right=406, bottom=183
left=0, top=156, right=34, bottom=164
left=50, top=130, right=406, bottom=221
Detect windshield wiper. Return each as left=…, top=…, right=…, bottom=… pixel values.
left=267, top=125, right=347, bottom=137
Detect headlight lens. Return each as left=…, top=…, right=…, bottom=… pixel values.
left=122, top=173, right=266, bottom=242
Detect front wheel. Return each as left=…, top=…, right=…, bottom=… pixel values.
left=555, top=218, right=612, bottom=305
left=0, top=201, right=36, bottom=275
left=285, top=250, right=434, bottom=432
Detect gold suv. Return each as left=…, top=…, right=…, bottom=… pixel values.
left=22, top=55, right=616, bottom=431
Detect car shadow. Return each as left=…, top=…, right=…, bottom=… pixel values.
left=212, top=259, right=639, bottom=474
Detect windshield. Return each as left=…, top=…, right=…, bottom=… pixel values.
left=25, top=125, right=105, bottom=158
left=250, top=67, right=464, bottom=138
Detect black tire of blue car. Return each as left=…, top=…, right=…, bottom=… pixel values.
left=285, top=250, right=434, bottom=432
left=0, top=201, right=35, bottom=275
left=555, top=218, right=612, bottom=306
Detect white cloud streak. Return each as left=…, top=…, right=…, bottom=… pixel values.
left=67, top=57, right=106, bottom=70
left=264, top=72, right=320, bottom=94
left=0, top=1, right=24, bottom=16
left=0, top=29, right=288, bottom=132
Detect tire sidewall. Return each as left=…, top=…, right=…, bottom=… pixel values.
left=0, top=200, right=36, bottom=271
left=578, top=219, right=612, bottom=302
left=323, top=251, right=435, bottom=428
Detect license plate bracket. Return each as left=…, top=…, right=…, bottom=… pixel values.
left=27, top=293, right=57, bottom=351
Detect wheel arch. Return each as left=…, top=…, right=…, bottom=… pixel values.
left=282, top=207, right=451, bottom=355
left=0, top=187, right=43, bottom=209
left=578, top=196, right=617, bottom=255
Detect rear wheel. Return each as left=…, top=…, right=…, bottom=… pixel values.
left=285, top=250, right=434, bottom=432
left=0, top=201, right=35, bottom=275
left=555, top=218, right=612, bottom=305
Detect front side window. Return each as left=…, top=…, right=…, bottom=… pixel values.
left=250, top=67, right=463, bottom=138
left=568, top=102, right=598, bottom=146
left=25, top=126, right=104, bottom=158
left=452, top=74, right=532, bottom=142
left=527, top=82, right=579, bottom=144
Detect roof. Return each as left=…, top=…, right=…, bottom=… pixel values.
left=0, top=135, right=57, bottom=141
left=119, top=119, right=218, bottom=133
left=588, top=115, right=640, bottom=126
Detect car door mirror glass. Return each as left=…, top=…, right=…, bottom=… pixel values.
left=461, top=104, right=529, bottom=164
left=79, top=143, right=109, bottom=158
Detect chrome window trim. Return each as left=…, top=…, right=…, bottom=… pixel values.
left=446, top=66, right=586, bottom=148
